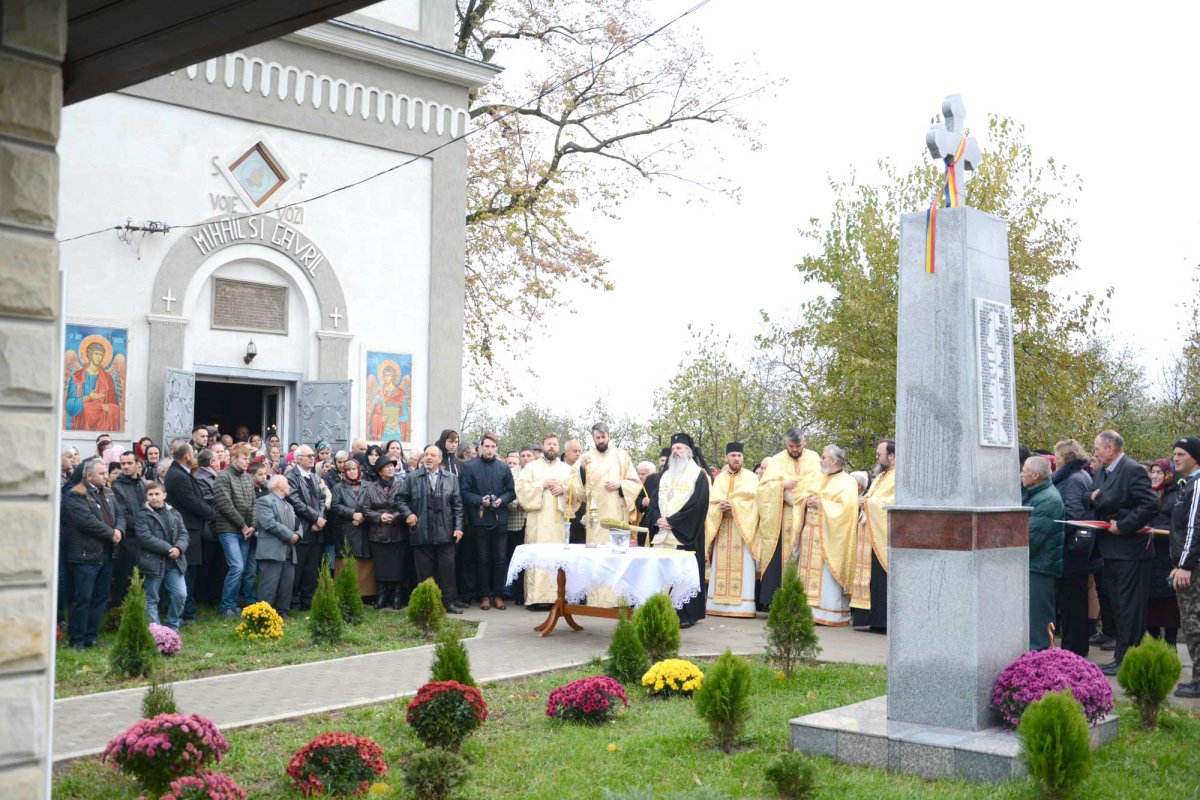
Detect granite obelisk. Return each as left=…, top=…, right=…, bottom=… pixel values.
left=887, top=94, right=1028, bottom=731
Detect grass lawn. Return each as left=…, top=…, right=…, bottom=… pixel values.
left=55, top=606, right=475, bottom=698
left=52, top=657, right=1200, bottom=799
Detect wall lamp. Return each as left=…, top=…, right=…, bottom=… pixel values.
left=244, top=339, right=257, bottom=365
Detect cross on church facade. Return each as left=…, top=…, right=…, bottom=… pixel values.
left=328, top=306, right=343, bottom=329
left=161, top=288, right=176, bottom=311
left=925, top=94, right=982, bottom=200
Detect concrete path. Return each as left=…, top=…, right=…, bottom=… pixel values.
left=51, top=607, right=1194, bottom=762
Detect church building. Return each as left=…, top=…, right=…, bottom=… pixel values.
left=56, top=0, right=498, bottom=453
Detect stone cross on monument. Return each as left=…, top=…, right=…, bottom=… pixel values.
left=925, top=93, right=982, bottom=195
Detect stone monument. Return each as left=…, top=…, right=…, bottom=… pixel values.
left=788, top=94, right=1116, bottom=782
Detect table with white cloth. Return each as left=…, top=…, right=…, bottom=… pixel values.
left=505, top=543, right=702, bottom=637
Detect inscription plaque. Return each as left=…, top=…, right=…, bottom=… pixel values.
left=974, top=297, right=1016, bottom=448
left=211, top=277, right=288, bottom=334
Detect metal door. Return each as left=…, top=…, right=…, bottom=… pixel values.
left=162, top=368, right=195, bottom=447
left=294, top=380, right=351, bottom=451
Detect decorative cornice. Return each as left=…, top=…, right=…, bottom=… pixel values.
left=288, top=19, right=501, bottom=90
left=146, top=314, right=190, bottom=327
left=176, top=51, right=475, bottom=138
left=316, top=330, right=354, bottom=340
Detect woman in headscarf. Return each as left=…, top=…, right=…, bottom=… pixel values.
left=361, top=444, right=383, bottom=483
left=360, top=454, right=406, bottom=609
left=1147, top=458, right=1180, bottom=645
left=330, top=458, right=374, bottom=603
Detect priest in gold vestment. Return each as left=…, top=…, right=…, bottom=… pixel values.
left=756, top=428, right=822, bottom=608
left=579, top=423, right=641, bottom=606
left=514, top=433, right=583, bottom=606
left=797, top=445, right=860, bottom=626
left=705, top=442, right=759, bottom=618
left=851, top=438, right=895, bottom=631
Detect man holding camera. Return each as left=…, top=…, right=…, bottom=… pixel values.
left=460, top=433, right=516, bottom=610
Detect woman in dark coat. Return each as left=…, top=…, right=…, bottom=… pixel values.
left=1147, top=458, right=1180, bottom=644
left=359, top=444, right=382, bottom=483
left=360, top=455, right=406, bottom=609
left=329, top=459, right=374, bottom=601
left=1052, top=439, right=1097, bottom=657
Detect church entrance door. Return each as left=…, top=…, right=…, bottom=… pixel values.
left=194, top=379, right=282, bottom=442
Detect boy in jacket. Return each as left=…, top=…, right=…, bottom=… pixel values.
left=134, top=482, right=189, bottom=630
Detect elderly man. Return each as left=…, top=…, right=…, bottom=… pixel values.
left=1169, top=437, right=1200, bottom=698
left=64, top=458, right=124, bottom=648
left=756, top=427, right=822, bottom=608
left=255, top=475, right=300, bottom=613
left=797, top=445, right=860, bottom=626
left=1085, top=430, right=1160, bottom=674
left=516, top=433, right=583, bottom=608
left=286, top=445, right=328, bottom=611
left=1022, top=456, right=1064, bottom=650
left=646, top=432, right=711, bottom=628
left=398, top=444, right=466, bottom=613
left=705, top=443, right=759, bottom=618
left=851, top=439, right=896, bottom=632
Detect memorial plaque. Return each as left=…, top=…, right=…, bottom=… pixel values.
left=211, top=277, right=288, bottom=334
left=974, top=297, right=1015, bottom=448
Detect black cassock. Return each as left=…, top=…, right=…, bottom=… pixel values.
left=646, top=468, right=710, bottom=625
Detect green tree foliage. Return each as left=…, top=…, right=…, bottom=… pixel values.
left=646, top=330, right=793, bottom=466
left=632, top=594, right=680, bottom=664
left=430, top=628, right=475, bottom=687
left=455, top=0, right=768, bottom=392
left=334, top=552, right=366, bottom=626
left=759, top=117, right=1119, bottom=462
left=308, top=559, right=344, bottom=646
left=1118, top=636, right=1182, bottom=730
left=109, top=568, right=160, bottom=679
left=1017, top=690, right=1093, bottom=798
left=408, top=578, right=446, bottom=633
left=764, top=563, right=821, bottom=677
left=605, top=604, right=648, bottom=686
left=403, top=748, right=468, bottom=800
left=693, top=649, right=751, bottom=753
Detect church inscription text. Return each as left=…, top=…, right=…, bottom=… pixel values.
left=192, top=216, right=323, bottom=275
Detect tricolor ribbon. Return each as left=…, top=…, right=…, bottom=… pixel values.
left=924, top=135, right=968, bottom=274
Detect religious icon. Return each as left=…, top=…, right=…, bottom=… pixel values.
left=364, top=351, right=412, bottom=442
left=64, top=324, right=127, bottom=432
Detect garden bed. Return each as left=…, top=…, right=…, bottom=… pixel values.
left=55, top=607, right=475, bottom=698
left=52, top=657, right=1200, bottom=798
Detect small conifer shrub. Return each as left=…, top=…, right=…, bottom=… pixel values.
left=335, top=551, right=366, bottom=626
left=1118, top=635, right=1183, bottom=730
left=430, top=627, right=475, bottom=686
left=141, top=671, right=178, bottom=718
left=308, top=557, right=344, bottom=645
left=110, top=568, right=160, bottom=678
left=693, top=649, right=751, bottom=753
left=765, top=562, right=821, bottom=676
left=606, top=604, right=648, bottom=685
left=632, top=593, right=679, bottom=664
left=764, top=751, right=816, bottom=800
left=407, top=578, right=445, bottom=633
left=403, top=749, right=467, bottom=800
left=1017, top=690, right=1093, bottom=797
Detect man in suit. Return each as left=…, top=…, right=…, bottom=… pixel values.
left=397, top=444, right=465, bottom=614
left=256, top=475, right=300, bottom=613
left=63, top=458, right=124, bottom=648
left=286, top=444, right=328, bottom=610
left=1086, top=429, right=1160, bottom=674
left=163, top=442, right=215, bottom=624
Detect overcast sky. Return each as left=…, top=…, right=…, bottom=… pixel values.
left=489, top=0, right=1200, bottom=424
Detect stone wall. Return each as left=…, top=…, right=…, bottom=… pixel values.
left=0, top=0, right=65, bottom=796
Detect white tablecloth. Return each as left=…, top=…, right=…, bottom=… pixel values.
left=505, top=543, right=701, bottom=609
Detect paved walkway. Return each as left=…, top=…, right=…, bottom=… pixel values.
left=51, top=608, right=1195, bottom=762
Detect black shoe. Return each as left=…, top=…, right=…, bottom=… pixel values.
left=1090, top=633, right=1115, bottom=647
left=1174, top=681, right=1200, bottom=698
left=444, top=605, right=464, bottom=615
left=679, top=620, right=694, bottom=630
left=527, top=603, right=551, bottom=611
left=1100, top=660, right=1121, bottom=676
left=452, top=600, right=469, bottom=610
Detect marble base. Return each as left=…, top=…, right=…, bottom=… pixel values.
left=790, top=696, right=1118, bottom=784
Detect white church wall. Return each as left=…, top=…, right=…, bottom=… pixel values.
left=58, top=90, right=433, bottom=450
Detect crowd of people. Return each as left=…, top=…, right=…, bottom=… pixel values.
left=55, top=423, right=1199, bottom=700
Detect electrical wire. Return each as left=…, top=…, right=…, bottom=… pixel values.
left=58, top=0, right=715, bottom=244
